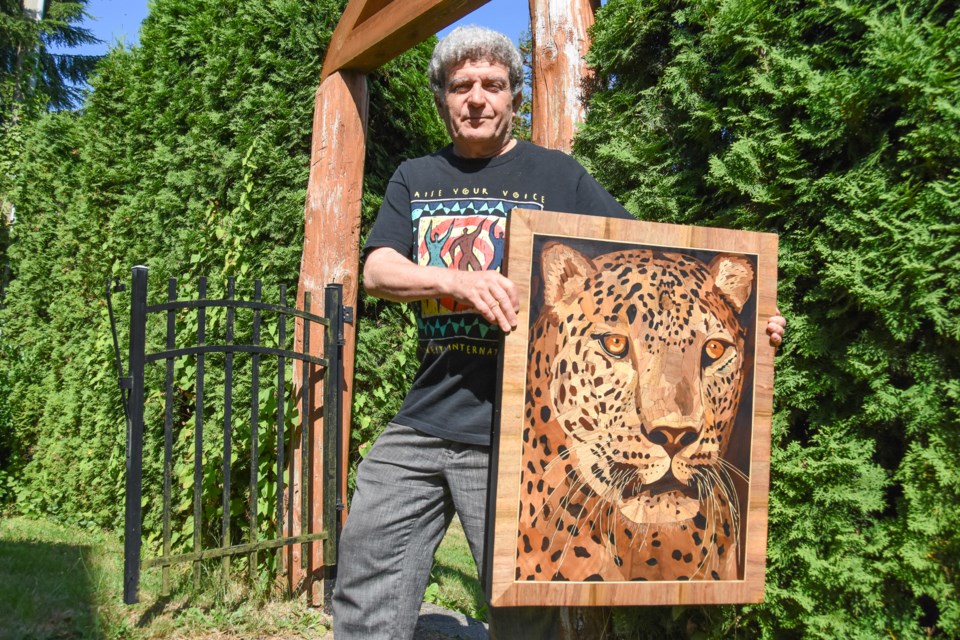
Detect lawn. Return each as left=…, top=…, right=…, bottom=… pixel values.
left=0, top=515, right=482, bottom=639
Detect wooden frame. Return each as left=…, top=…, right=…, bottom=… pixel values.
left=488, top=209, right=778, bottom=607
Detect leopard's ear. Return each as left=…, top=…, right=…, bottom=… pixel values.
left=541, top=242, right=596, bottom=308
left=708, top=254, right=754, bottom=313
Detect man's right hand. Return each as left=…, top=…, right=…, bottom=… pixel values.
left=363, top=246, right=520, bottom=332
left=445, top=269, right=519, bottom=332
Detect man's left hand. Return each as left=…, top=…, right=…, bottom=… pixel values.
left=766, top=311, right=786, bottom=348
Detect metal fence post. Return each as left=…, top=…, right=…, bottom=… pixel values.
left=323, top=284, right=343, bottom=568
left=123, top=266, right=148, bottom=605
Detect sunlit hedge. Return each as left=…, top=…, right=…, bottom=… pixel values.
left=0, top=0, right=443, bottom=555
left=576, top=0, right=959, bottom=636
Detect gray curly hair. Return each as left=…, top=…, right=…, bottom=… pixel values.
left=429, top=26, right=523, bottom=104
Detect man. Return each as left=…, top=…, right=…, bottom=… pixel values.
left=333, top=26, right=785, bottom=640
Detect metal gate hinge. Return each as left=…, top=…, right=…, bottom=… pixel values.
left=119, top=377, right=133, bottom=390
left=342, top=306, right=354, bottom=325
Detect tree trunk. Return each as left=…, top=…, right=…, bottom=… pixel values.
left=290, top=69, right=368, bottom=604
left=528, top=0, right=600, bottom=153
left=560, top=607, right=614, bottom=639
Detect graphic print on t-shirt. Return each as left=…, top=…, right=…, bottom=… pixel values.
left=411, top=196, right=541, bottom=345
left=417, top=215, right=503, bottom=312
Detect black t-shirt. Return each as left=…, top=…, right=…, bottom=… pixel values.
left=364, top=140, right=632, bottom=445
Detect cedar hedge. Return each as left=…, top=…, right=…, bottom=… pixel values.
left=576, top=0, right=959, bottom=637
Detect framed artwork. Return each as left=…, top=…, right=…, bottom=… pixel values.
left=487, top=209, right=778, bottom=607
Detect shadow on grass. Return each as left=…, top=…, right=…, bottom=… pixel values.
left=134, top=593, right=174, bottom=629
left=0, top=539, right=101, bottom=640
left=429, top=563, right=486, bottom=619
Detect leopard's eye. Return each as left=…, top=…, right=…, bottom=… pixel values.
left=595, top=333, right=629, bottom=358
left=703, top=339, right=729, bottom=364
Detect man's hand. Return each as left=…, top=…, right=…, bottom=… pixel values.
left=445, top=269, right=519, bottom=332
left=363, top=247, right=520, bottom=332
left=766, top=311, right=786, bottom=348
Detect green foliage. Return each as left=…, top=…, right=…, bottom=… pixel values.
left=351, top=304, right=419, bottom=486
left=424, top=517, right=488, bottom=621
left=0, top=0, right=101, bottom=118
left=577, top=0, right=959, bottom=636
left=0, top=0, right=443, bottom=568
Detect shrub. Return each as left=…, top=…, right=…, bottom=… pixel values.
left=577, top=0, right=959, bottom=636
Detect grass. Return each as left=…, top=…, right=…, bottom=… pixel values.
left=0, top=517, right=110, bottom=639
left=0, top=516, right=330, bottom=639
left=427, top=516, right=487, bottom=621
left=0, top=514, right=484, bottom=639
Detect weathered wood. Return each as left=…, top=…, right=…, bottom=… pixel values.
left=529, top=0, right=599, bottom=153
left=289, top=69, right=369, bottom=603
left=322, top=0, right=493, bottom=80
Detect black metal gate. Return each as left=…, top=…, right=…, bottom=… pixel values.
left=109, top=266, right=345, bottom=605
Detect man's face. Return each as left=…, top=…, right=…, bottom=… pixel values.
left=437, top=58, right=522, bottom=159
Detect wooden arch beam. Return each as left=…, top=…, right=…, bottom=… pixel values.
left=322, top=0, right=492, bottom=80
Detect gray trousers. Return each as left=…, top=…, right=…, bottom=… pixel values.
left=332, top=422, right=559, bottom=640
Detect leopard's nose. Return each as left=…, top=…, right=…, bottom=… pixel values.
left=646, top=425, right=698, bottom=457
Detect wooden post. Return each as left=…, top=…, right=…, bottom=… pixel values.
left=529, top=0, right=606, bottom=636
left=290, top=69, right=368, bottom=603
left=529, top=0, right=599, bottom=153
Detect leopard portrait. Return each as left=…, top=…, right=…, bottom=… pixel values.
left=516, top=241, right=756, bottom=583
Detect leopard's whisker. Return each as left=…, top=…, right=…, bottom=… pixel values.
left=526, top=455, right=588, bottom=536
left=544, top=472, right=595, bottom=556
left=541, top=437, right=602, bottom=477
left=710, top=464, right=742, bottom=551
left=600, top=464, right=639, bottom=558
left=705, top=466, right=741, bottom=568
left=560, top=459, right=636, bottom=574
left=717, top=457, right=748, bottom=484
left=550, top=473, right=599, bottom=571
left=686, top=470, right=713, bottom=579
left=716, top=464, right=744, bottom=548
